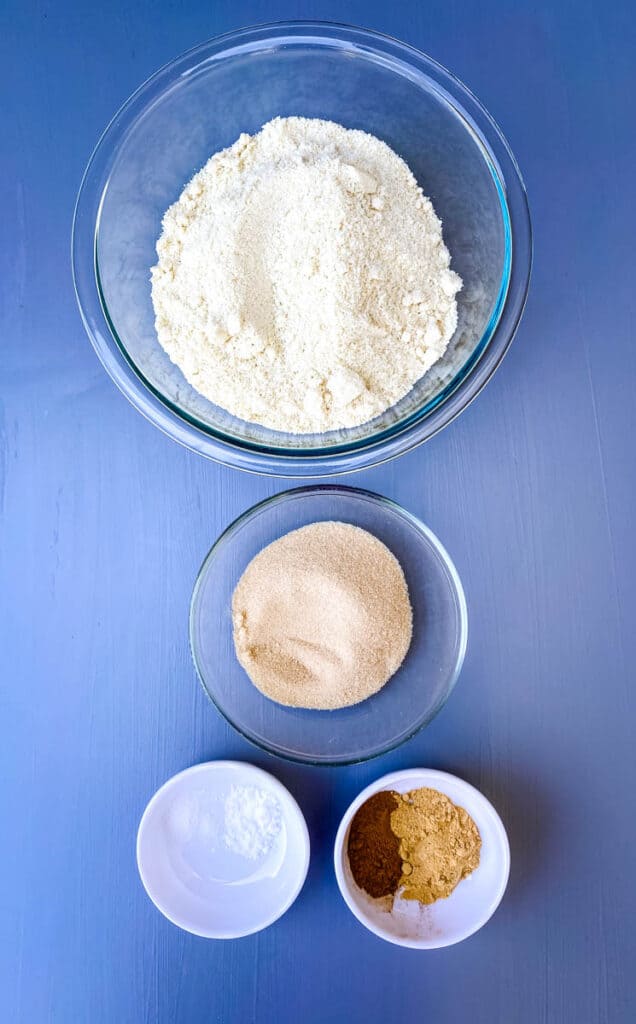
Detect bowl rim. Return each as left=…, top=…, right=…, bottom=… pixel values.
left=333, top=767, right=511, bottom=948
left=188, top=484, right=468, bottom=765
left=72, top=20, right=532, bottom=477
left=136, top=759, right=311, bottom=938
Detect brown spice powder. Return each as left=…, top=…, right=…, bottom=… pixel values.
left=390, top=787, right=481, bottom=904
left=347, top=790, right=402, bottom=898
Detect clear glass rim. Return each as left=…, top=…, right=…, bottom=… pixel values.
left=188, top=485, right=469, bottom=766
left=72, top=20, right=532, bottom=478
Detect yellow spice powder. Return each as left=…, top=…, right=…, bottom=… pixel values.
left=390, top=787, right=481, bottom=904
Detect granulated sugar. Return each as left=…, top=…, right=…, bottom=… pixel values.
left=151, top=117, right=461, bottom=433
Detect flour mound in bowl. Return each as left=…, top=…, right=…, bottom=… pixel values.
left=231, top=522, right=413, bottom=710
left=151, top=117, right=462, bottom=434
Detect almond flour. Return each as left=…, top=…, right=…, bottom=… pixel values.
left=151, top=117, right=462, bottom=434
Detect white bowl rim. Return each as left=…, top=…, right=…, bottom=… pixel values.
left=333, top=767, right=510, bottom=948
left=136, top=759, right=311, bottom=938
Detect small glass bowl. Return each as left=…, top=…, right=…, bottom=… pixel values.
left=72, top=21, right=531, bottom=477
left=189, top=486, right=467, bottom=765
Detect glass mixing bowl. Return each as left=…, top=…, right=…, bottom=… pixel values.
left=189, top=486, right=467, bottom=765
left=72, top=22, right=531, bottom=477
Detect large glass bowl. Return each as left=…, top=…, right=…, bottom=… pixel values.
left=189, top=486, right=468, bottom=765
left=72, top=22, right=531, bottom=477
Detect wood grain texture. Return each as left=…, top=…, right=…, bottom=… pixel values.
left=1, top=0, right=635, bottom=1021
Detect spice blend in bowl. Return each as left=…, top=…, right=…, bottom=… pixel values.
left=334, top=768, right=510, bottom=948
left=348, top=787, right=481, bottom=905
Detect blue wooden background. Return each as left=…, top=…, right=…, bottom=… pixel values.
left=2, top=1, right=635, bottom=1021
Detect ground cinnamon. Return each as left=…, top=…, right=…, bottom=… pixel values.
left=347, top=791, right=402, bottom=898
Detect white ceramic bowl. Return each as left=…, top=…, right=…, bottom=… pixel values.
left=137, top=761, right=310, bottom=938
left=334, top=768, right=510, bottom=948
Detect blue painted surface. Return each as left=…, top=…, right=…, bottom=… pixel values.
left=1, top=1, right=635, bottom=1021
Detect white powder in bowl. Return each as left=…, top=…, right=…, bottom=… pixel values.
left=223, top=784, right=282, bottom=860
left=151, top=116, right=462, bottom=434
